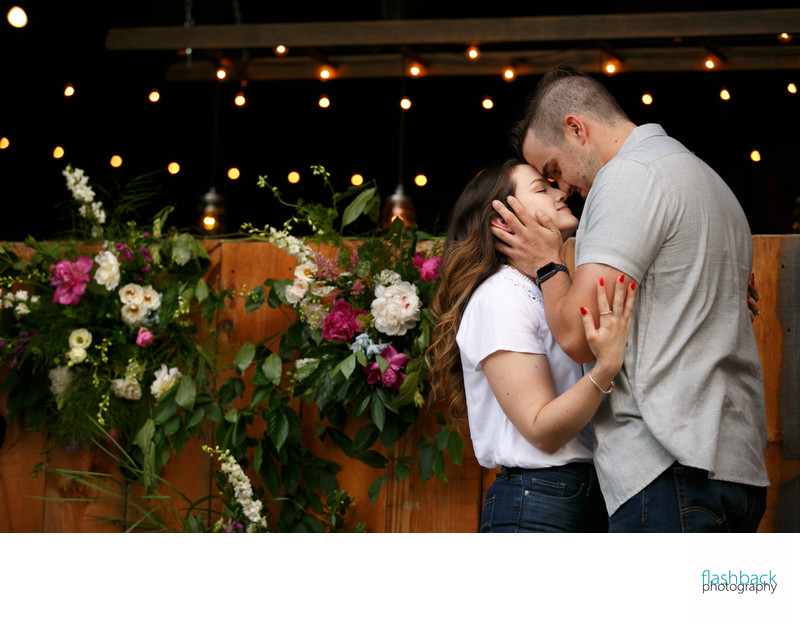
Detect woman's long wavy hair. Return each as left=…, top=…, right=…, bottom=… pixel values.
left=426, top=158, right=523, bottom=425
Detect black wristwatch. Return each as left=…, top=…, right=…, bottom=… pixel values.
left=535, top=262, right=569, bottom=286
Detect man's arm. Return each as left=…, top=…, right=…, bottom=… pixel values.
left=490, top=196, right=633, bottom=364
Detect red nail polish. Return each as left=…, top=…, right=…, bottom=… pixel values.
left=599, top=278, right=604, bottom=287
left=630, top=281, right=636, bottom=290
left=580, top=307, right=588, bottom=315
left=619, top=274, right=625, bottom=283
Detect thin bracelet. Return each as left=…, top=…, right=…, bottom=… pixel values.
left=588, top=372, right=615, bottom=395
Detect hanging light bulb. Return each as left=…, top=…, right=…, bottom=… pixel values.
left=167, top=162, right=181, bottom=174
left=275, top=44, right=289, bottom=55
left=408, top=63, right=422, bottom=77
left=319, top=66, right=333, bottom=81
left=381, top=184, right=416, bottom=229
left=234, top=90, right=246, bottom=107
left=148, top=89, right=160, bottom=103
left=110, top=155, right=123, bottom=168
left=778, top=32, right=792, bottom=43
left=0, top=137, right=9, bottom=150
left=466, top=46, right=480, bottom=60
left=318, top=94, right=330, bottom=108
left=641, top=93, right=654, bottom=105
left=64, top=83, right=75, bottom=97
left=53, top=146, right=65, bottom=159
left=198, top=187, right=226, bottom=234
left=704, top=56, right=716, bottom=70
left=216, top=67, right=228, bottom=80
left=603, top=60, right=618, bottom=75
left=502, top=66, right=516, bottom=82
left=7, top=6, right=27, bottom=28
left=719, top=88, right=731, bottom=101
left=482, top=96, right=494, bottom=110
left=400, top=97, right=412, bottom=110
left=788, top=83, right=798, bottom=94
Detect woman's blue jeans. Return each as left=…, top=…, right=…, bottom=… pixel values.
left=480, top=462, right=608, bottom=533
left=608, top=462, right=767, bottom=532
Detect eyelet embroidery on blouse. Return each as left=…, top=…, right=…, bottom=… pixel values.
left=503, top=265, right=541, bottom=303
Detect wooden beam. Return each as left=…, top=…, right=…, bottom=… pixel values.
left=165, top=46, right=800, bottom=82
left=107, top=9, right=800, bottom=51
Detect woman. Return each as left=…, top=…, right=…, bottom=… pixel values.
left=427, top=158, right=636, bottom=532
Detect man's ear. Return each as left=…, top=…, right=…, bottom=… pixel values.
left=490, top=217, right=513, bottom=234
left=564, top=115, right=587, bottom=144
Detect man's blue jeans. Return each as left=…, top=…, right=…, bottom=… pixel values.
left=608, top=462, right=767, bottom=532
left=480, top=462, right=608, bottom=533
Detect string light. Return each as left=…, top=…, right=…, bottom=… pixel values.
left=409, top=63, right=422, bottom=77
left=64, top=83, right=75, bottom=97
left=502, top=66, right=516, bottom=82
left=234, top=90, right=246, bottom=107
left=275, top=44, right=288, bottom=55
left=216, top=67, right=228, bottom=80
left=400, top=97, right=412, bottom=110
left=318, top=94, right=330, bottom=108
left=603, top=60, right=619, bottom=75
left=482, top=97, right=494, bottom=110
left=319, top=66, right=333, bottom=81
left=53, top=146, right=65, bottom=159
left=788, top=83, right=798, bottom=94
left=778, top=32, right=792, bottom=43
left=0, top=137, right=9, bottom=150
left=110, top=155, right=123, bottom=168
left=750, top=150, right=761, bottom=162
left=704, top=57, right=716, bottom=70
left=227, top=167, right=240, bottom=180
left=7, top=6, right=27, bottom=28
left=148, top=89, right=160, bottom=103
left=466, top=46, right=480, bottom=60
left=720, top=88, right=731, bottom=101
left=642, top=93, right=654, bottom=105
left=167, top=162, right=180, bottom=174
left=351, top=174, right=364, bottom=186
left=287, top=171, right=300, bottom=184
left=414, top=174, right=428, bottom=187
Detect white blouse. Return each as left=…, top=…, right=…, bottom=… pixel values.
left=456, top=265, right=594, bottom=469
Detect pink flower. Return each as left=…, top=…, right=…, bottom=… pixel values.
left=50, top=256, right=93, bottom=305
left=135, top=327, right=154, bottom=347
left=413, top=252, right=442, bottom=281
left=363, top=346, right=410, bottom=393
left=321, top=299, right=367, bottom=342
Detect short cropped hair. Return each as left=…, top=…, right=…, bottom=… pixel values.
left=509, top=63, right=630, bottom=157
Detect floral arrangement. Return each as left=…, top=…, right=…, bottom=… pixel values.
left=242, top=166, right=462, bottom=503
left=0, top=165, right=229, bottom=479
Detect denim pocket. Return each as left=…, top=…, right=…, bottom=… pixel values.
left=528, top=476, right=584, bottom=501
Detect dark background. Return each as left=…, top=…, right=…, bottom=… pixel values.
left=2, top=1, right=799, bottom=240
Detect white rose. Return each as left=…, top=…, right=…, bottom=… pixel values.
left=68, top=347, right=87, bottom=364
left=294, top=262, right=316, bottom=281
left=14, top=303, right=30, bottom=316
left=309, top=280, right=335, bottom=298
left=150, top=364, right=182, bottom=399
left=285, top=278, right=308, bottom=305
left=94, top=250, right=120, bottom=290
left=370, top=281, right=421, bottom=336
left=49, top=365, right=74, bottom=398
left=141, top=285, right=161, bottom=311
left=69, top=328, right=92, bottom=349
left=119, top=283, right=144, bottom=305
left=111, top=378, right=142, bottom=401
left=121, top=303, right=147, bottom=326
left=14, top=290, right=28, bottom=301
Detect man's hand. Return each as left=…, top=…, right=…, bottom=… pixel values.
left=490, top=195, right=565, bottom=278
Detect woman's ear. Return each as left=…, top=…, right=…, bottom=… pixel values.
left=490, top=217, right=514, bottom=234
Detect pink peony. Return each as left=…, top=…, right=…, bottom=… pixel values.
left=51, top=256, right=93, bottom=305
left=321, top=299, right=367, bottom=342
left=363, top=346, right=410, bottom=393
left=413, top=252, right=442, bottom=281
left=135, top=326, right=155, bottom=347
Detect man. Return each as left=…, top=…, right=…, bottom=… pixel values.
left=490, top=64, right=768, bottom=532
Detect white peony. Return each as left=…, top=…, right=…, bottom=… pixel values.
left=370, top=281, right=421, bottom=336
left=141, top=285, right=161, bottom=311
left=294, top=262, right=316, bottom=281
left=111, top=377, right=142, bottom=400
left=119, top=283, right=144, bottom=305
left=68, top=347, right=87, bottom=364
left=121, top=302, right=148, bottom=326
left=69, top=328, right=92, bottom=349
left=285, top=278, right=309, bottom=305
left=49, top=365, right=74, bottom=398
left=150, top=364, right=182, bottom=399
left=93, top=250, right=120, bottom=290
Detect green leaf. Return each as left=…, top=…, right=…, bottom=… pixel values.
left=186, top=405, right=205, bottom=430
left=175, top=376, right=196, bottom=410
left=195, top=278, right=210, bottom=303
left=245, top=285, right=265, bottom=313
left=295, top=357, right=320, bottom=382
left=417, top=442, right=435, bottom=484
left=333, top=353, right=357, bottom=380
left=224, top=408, right=239, bottom=424
left=370, top=394, right=386, bottom=432
left=134, top=418, right=156, bottom=491
left=448, top=429, right=465, bottom=466
left=234, top=342, right=256, bottom=374
left=266, top=408, right=290, bottom=452
left=351, top=424, right=379, bottom=453
left=162, top=416, right=181, bottom=436
left=355, top=450, right=387, bottom=469
left=341, top=187, right=377, bottom=228
left=367, top=474, right=388, bottom=504
left=260, top=353, right=283, bottom=386
left=435, top=426, right=450, bottom=451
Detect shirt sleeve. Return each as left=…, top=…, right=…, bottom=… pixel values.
left=577, top=158, right=672, bottom=282
left=457, top=277, right=546, bottom=371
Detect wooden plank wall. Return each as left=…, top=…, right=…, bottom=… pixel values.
left=1, top=236, right=797, bottom=532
